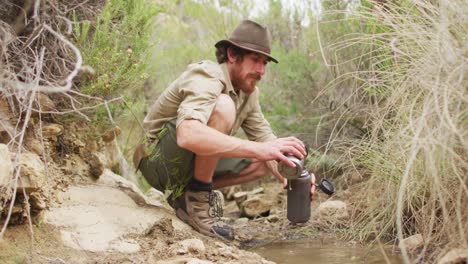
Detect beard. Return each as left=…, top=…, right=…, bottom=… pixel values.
left=231, top=71, right=261, bottom=94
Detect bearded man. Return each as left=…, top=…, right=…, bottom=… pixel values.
left=134, top=20, right=315, bottom=240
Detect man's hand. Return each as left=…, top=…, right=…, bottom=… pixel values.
left=266, top=160, right=284, bottom=183
left=256, top=137, right=306, bottom=167
left=282, top=172, right=317, bottom=201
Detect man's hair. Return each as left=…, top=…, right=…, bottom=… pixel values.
left=215, top=44, right=252, bottom=64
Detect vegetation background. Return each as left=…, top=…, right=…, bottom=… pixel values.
left=77, top=0, right=466, bottom=263
left=1, top=0, right=465, bottom=263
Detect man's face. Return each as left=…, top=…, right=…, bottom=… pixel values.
left=230, top=52, right=269, bottom=94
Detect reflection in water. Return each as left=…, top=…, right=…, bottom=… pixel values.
left=252, top=239, right=403, bottom=264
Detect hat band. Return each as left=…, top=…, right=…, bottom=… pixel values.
left=229, top=39, right=271, bottom=55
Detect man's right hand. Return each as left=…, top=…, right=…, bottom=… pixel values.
left=255, top=137, right=306, bottom=167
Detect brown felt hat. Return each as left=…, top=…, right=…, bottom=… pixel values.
left=215, top=20, right=278, bottom=63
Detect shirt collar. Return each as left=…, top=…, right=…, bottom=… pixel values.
left=220, top=62, right=237, bottom=96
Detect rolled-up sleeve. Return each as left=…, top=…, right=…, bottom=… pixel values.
left=176, top=69, right=224, bottom=128
left=242, top=92, right=276, bottom=142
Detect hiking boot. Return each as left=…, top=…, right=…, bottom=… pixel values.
left=174, top=190, right=234, bottom=240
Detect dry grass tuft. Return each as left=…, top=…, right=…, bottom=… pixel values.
left=318, top=0, right=467, bottom=262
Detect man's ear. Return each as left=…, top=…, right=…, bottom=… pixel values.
left=226, top=47, right=236, bottom=64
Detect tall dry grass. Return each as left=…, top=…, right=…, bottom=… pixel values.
left=322, top=0, right=467, bottom=262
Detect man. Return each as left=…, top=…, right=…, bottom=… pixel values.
left=134, top=20, right=315, bottom=240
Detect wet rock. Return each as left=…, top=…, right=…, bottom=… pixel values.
left=399, top=234, right=423, bottom=252
left=240, top=194, right=271, bottom=218
left=317, top=200, right=348, bottom=219
left=437, top=248, right=468, bottom=264
left=177, top=238, right=206, bottom=254
left=17, top=152, right=46, bottom=193
left=0, top=144, right=12, bottom=186
left=41, top=123, right=63, bottom=139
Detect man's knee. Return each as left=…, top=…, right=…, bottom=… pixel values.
left=208, top=94, right=235, bottom=133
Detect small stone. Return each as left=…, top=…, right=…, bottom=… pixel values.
left=41, top=124, right=63, bottom=139
left=437, top=248, right=468, bottom=264
left=240, top=194, right=271, bottom=218
left=399, top=234, right=423, bottom=252
left=179, top=238, right=206, bottom=254
left=234, top=217, right=249, bottom=226
left=266, top=215, right=279, bottom=223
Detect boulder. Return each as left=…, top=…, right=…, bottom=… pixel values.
left=17, top=152, right=46, bottom=193
left=437, top=248, right=468, bottom=264
left=0, top=144, right=12, bottom=186
left=317, top=200, right=348, bottom=219
left=399, top=234, right=423, bottom=252
left=240, top=194, right=271, bottom=218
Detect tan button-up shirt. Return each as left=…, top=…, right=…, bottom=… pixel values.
left=143, top=60, right=276, bottom=143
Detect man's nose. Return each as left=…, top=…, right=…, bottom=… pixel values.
left=256, top=63, right=265, bottom=75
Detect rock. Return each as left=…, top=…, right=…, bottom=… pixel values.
left=98, top=169, right=163, bottom=207
left=186, top=259, right=213, bottom=264
left=145, top=188, right=167, bottom=206
left=250, top=187, right=264, bottom=195
left=233, top=191, right=248, bottom=206
left=437, top=248, right=468, bottom=264
left=26, top=138, right=44, bottom=155
left=0, top=144, right=12, bottom=186
left=35, top=93, right=56, bottom=112
left=41, top=123, right=63, bottom=139
left=224, top=186, right=240, bottom=201
left=240, top=194, right=271, bottom=218
left=108, top=239, right=140, bottom=253
left=266, top=214, right=279, bottom=223
left=178, top=238, right=206, bottom=254
left=43, top=184, right=189, bottom=252
left=234, top=217, right=249, bottom=226
left=17, top=152, right=46, bottom=193
left=102, top=126, right=121, bottom=142
left=317, top=200, right=348, bottom=219
left=399, top=234, right=423, bottom=252
left=156, top=257, right=213, bottom=264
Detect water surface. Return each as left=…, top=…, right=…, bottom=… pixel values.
left=253, top=238, right=403, bottom=264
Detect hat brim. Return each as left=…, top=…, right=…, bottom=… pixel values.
left=215, top=40, right=279, bottom=64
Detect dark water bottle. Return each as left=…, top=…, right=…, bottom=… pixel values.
left=287, top=170, right=311, bottom=223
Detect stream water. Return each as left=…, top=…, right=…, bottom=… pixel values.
left=252, top=238, right=404, bottom=264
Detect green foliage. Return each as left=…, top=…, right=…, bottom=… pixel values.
left=73, top=0, right=160, bottom=97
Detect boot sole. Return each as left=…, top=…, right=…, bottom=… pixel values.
left=176, top=208, right=229, bottom=240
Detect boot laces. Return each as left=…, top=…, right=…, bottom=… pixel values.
left=208, top=191, right=223, bottom=218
